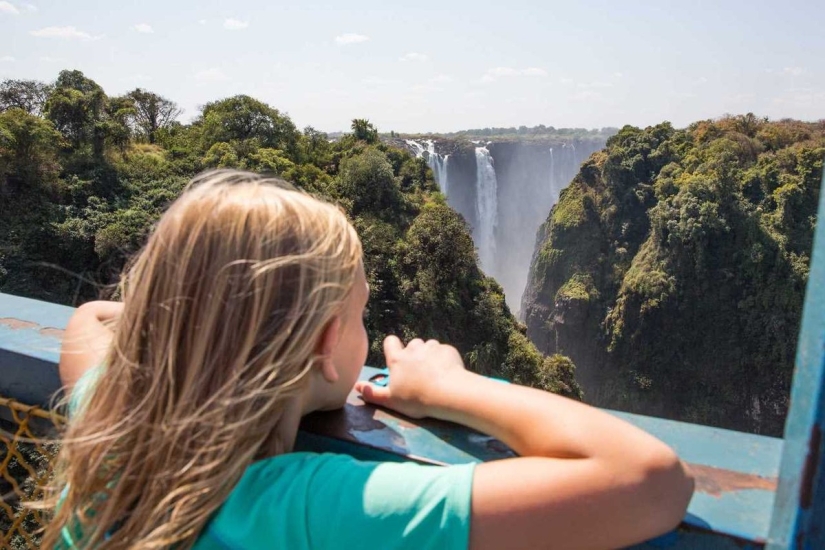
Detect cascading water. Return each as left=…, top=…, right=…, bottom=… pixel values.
left=474, top=146, right=498, bottom=273
left=406, top=139, right=450, bottom=195
left=405, top=139, right=425, bottom=157
left=426, top=140, right=450, bottom=196
left=404, top=136, right=611, bottom=312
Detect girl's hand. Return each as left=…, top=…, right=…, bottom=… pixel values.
left=354, top=335, right=469, bottom=419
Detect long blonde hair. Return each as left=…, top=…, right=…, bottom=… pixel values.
left=43, top=170, right=363, bottom=549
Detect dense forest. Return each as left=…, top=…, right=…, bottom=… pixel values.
left=522, top=115, right=825, bottom=435
left=0, top=70, right=581, bottom=398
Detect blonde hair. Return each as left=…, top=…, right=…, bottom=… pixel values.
left=43, top=170, right=363, bottom=549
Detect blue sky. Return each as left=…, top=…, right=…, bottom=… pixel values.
left=1, top=0, right=823, bottom=133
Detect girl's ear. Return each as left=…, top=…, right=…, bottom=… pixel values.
left=317, top=317, right=341, bottom=384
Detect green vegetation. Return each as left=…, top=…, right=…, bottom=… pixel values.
left=523, top=115, right=825, bottom=434
left=0, top=70, right=581, bottom=399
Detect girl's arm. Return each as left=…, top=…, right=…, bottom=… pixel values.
left=59, top=301, right=123, bottom=390
left=356, top=336, right=694, bottom=550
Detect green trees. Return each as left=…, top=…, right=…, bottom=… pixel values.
left=126, top=89, right=182, bottom=144
left=335, top=148, right=405, bottom=217
left=523, top=115, right=825, bottom=434
left=200, top=95, right=300, bottom=158
left=0, top=108, right=62, bottom=190
left=0, top=70, right=580, bottom=399
left=0, top=79, right=52, bottom=116
left=45, top=70, right=107, bottom=153
left=351, top=118, right=379, bottom=144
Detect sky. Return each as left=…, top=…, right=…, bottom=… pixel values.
left=1, top=0, right=823, bottom=133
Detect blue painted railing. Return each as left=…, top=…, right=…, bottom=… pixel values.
left=1, top=170, right=823, bottom=549
left=0, top=292, right=788, bottom=549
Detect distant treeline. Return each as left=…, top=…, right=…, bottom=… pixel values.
left=419, top=124, right=619, bottom=141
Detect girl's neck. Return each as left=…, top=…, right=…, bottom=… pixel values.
left=256, top=395, right=305, bottom=459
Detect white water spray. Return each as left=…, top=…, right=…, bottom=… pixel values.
left=425, top=140, right=450, bottom=195
left=407, top=139, right=450, bottom=195
left=474, top=146, right=499, bottom=272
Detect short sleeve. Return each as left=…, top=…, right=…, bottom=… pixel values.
left=199, top=453, right=475, bottom=550
left=306, top=456, right=475, bottom=550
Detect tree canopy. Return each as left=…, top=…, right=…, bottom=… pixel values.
left=523, top=115, right=825, bottom=434
left=0, top=70, right=581, bottom=399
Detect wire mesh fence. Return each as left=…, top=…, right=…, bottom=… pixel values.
left=0, top=397, right=62, bottom=550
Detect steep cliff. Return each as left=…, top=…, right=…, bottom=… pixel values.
left=522, top=116, right=825, bottom=435
left=398, top=135, right=608, bottom=311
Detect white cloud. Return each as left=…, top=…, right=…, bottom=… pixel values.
left=22, top=2, right=34, bottom=11
left=335, top=33, right=369, bottom=45
left=725, top=92, right=756, bottom=102
left=577, top=81, right=613, bottom=89
left=521, top=67, right=547, bottom=76
left=430, top=74, right=453, bottom=83
left=571, top=90, right=604, bottom=101
left=672, top=91, right=697, bottom=100
left=30, top=26, right=103, bottom=41
left=133, top=23, right=153, bottom=34
left=223, top=18, right=249, bottom=30
left=481, top=66, right=548, bottom=82
left=195, top=67, right=227, bottom=82
left=784, top=67, right=805, bottom=76
left=773, top=89, right=824, bottom=106
left=614, top=72, right=624, bottom=78
left=1, top=55, right=15, bottom=62
left=412, top=83, right=443, bottom=93
left=198, top=19, right=207, bottom=25
left=400, top=52, right=428, bottom=62
left=0, top=1, right=19, bottom=14
left=121, top=73, right=153, bottom=83
left=39, top=56, right=63, bottom=62
left=362, top=76, right=397, bottom=86
left=487, top=67, right=519, bottom=78
left=560, top=77, right=574, bottom=85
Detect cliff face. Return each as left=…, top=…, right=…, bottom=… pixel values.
left=398, top=136, right=607, bottom=312
left=522, top=117, right=825, bottom=435
left=488, top=140, right=604, bottom=313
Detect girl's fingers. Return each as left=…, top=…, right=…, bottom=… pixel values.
left=407, top=338, right=425, bottom=349
left=383, top=335, right=404, bottom=359
left=356, top=381, right=391, bottom=406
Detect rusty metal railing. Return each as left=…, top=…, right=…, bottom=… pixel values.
left=0, top=397, right=62, bottom=550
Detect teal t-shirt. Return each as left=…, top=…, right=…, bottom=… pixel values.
left=65, top=368, right=475, bottom=550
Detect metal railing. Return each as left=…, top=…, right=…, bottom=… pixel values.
left=0, top=397, right=62, bottom=550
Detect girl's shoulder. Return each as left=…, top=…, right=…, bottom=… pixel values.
left=199, top=453, right=475, bottom=550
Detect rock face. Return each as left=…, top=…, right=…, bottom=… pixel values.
left=521, top=118, right=825, bottom=436
left=487, top=141, right=604, bottom=313
left=399, top=136, right=607, bottom=313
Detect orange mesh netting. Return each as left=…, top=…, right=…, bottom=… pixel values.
left=0, top=397, right=62, bottom=550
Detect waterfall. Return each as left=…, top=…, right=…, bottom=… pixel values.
left=426, top=140, right=450, bottom=195
left=406, top=139, right=450, bottom=195
left=404, top=137, right=610, bottom=311
left=474, top=146, right=498, bottom=273
left=405, top=139, right=425, bottom=158
left=548, top=147, right=559, bottom=203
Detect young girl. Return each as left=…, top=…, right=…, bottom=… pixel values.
left=49, top=169, right=694, bottom=549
